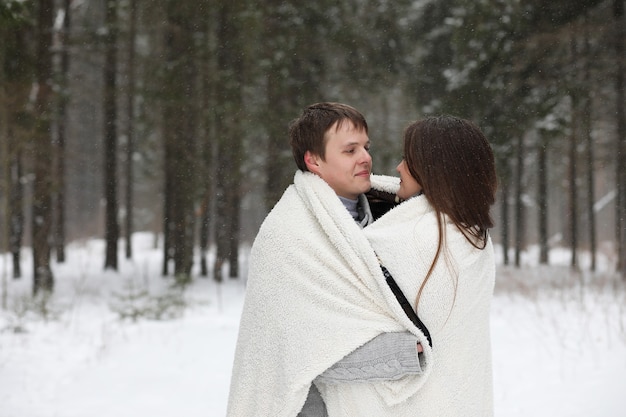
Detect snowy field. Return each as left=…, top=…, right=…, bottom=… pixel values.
left=1, top=232, right=625, bottom=417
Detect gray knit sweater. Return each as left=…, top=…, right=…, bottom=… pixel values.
left=298, top=332, right=423, bottom=417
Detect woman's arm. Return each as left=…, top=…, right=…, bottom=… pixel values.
left=315, top=332, right=423, bottom=384
left=298, top=332, right=422, bottom=416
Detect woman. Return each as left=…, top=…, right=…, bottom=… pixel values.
left=317, top=115, right=498, bottom=416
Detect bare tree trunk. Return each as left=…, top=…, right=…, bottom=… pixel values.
left=162, top=0, right=198, bottom=282
left=569, top=35, right=580, bottom=270
left=514, top=134, right=525, bottom=267
left=10, top=150, right=24, bottom=279
left=1, top=26, right=26, bottom=281
left=199, top=190, right=211, bottom=277
left=162, top=172, right=173, bottom=276
left=537, top=132, right=549, bottom=264
left=228, top=182, right=241, bottom=279
left=198, top=21, right=217, bottom=277
left=568, top=120, right=579, bottom=270
left=198, top=4, right=218, bottom=279
left=614, top=0, right=626, bottom=277
left=124, top=0, right=137, bottom=260
left=583, top=15, right=596, bottom=272
left=32, top=0, right=55, bottom=295
left=498, top=156, right=511, bottom=266
left=263, top=0, right=291, bottom=210
left=1, top=40, right=8, bottom=308
left=53, top=0, right=71, bottom=264
left=500, top=187, right=510, bottom=265
left=198, top=109, right=216, bottom=278
left=214, top=145, right=228, bottom=283
left=214, top=0, right=244, bottom=281
left=103, top=0, right=119, bottom=270
left=264, top=104, right=291, bottom=209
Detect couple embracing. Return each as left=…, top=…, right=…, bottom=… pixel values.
left=227, top=102, right=497, bottom=417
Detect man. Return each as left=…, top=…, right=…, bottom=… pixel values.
left=226, top=103, right=431, bottom=417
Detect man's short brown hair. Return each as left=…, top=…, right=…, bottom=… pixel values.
left=289, top=102, right=368, bottom=171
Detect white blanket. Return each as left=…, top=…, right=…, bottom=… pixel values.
left=320, top=184, right=496, bottom=416
left=226, top=171, right=433, bottom=417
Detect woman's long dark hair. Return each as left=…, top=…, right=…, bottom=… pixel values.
left=403, top=115, right=497, bottom=307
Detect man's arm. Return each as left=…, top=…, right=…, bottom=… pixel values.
left=315, top=332, right=423, bottom=384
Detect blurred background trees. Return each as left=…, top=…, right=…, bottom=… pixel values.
left=0, top=0, right=624, bottom=292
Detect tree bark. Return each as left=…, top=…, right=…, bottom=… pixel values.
left=103, top=0, right=119, bottom=270
left=500, top=185, right=510, bottom=266
left=614, top=0, right=626, bottom=277
left=124, top=0, right=137, bottom=260
left=32, top=0, right=55, bottom=295
left=10, top=150, right=24, bottom=278
left=1, top=34, right=8, bottom=308
left=1, top=18, right=27, bottom=282
left=214, top=0, right=244, bottom=281
left=53, top=0, right=71, bottom=264
left=198, top=5, right=218, bottom=278
left=583, top=15, right=596, bottom=272
left=498, top=154, right=511, bottom=266
left=514, top=134, right=525, bottom=267
left=537, top=132, right=549, bottom=264
left=569, top=35, right=580, bottom=270
left=162, top=0, right=199, bottom=281
left=162, top=172, right=173, bottom=276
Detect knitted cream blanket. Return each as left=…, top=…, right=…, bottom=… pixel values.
left=226, top=171, right=433, bottom=417
left=319, top=186, right=496, bottom=416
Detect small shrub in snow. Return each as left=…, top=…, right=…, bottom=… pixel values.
left=110, top=280, right=186, bottom=322
left=2, top=292, right=63, bottom=333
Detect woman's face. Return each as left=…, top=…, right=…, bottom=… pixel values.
left=396, top=159, right=422, bottom=200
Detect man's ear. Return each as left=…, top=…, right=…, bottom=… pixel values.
left=304, top=151, right=321, bottom=174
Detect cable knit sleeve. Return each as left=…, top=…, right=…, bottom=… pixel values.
left=315, top=332, right=422, bottom=384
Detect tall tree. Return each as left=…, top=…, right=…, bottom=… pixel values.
left=537, top=131, right=549, bottom=264
left=1, top=2, right=31, bottom=281
left=260, top=1, right=328, bottom=209
left=498, top=159, right=511, bottom=266
left=514, top=134, right=525, bottom=268
left=161, top=0, right=199, bottom=281
left=614, top=0, right=626, bottom=277
left=9, top=151, right=24, bottom=278
left=103, top=0, right=119, bottom=270
left=0, top=6, right=8, bottom=309
left=582, top=15, right=596, bottom=272
left=32, top=0, right=55, bottom=294
left=568, top=34, right=580, bottom=270
left=409, top=0, right=608, bottom=267
left=197, top=2, right=220, bottom=278
left=53, top=0, right=71, bottom=263
left=213, top=0, right=246, bottom=281
left=124, top=0, right=137, bottom=259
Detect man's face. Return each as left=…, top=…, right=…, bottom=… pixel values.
left=305, top=121, right=372, bottom=200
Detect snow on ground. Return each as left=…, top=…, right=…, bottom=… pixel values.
left=1, top=232, right=625, bottom=417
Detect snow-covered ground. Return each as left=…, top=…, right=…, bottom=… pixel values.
left=1, top=233, right=625, bottom=417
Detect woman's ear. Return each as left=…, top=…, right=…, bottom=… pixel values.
left=304, top=151, right=321, bottom=174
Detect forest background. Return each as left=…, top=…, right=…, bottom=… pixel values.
left=0, top=0, right=625, bottom=297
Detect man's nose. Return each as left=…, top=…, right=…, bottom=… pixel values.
left=359, top=148, right=372, bottom=164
